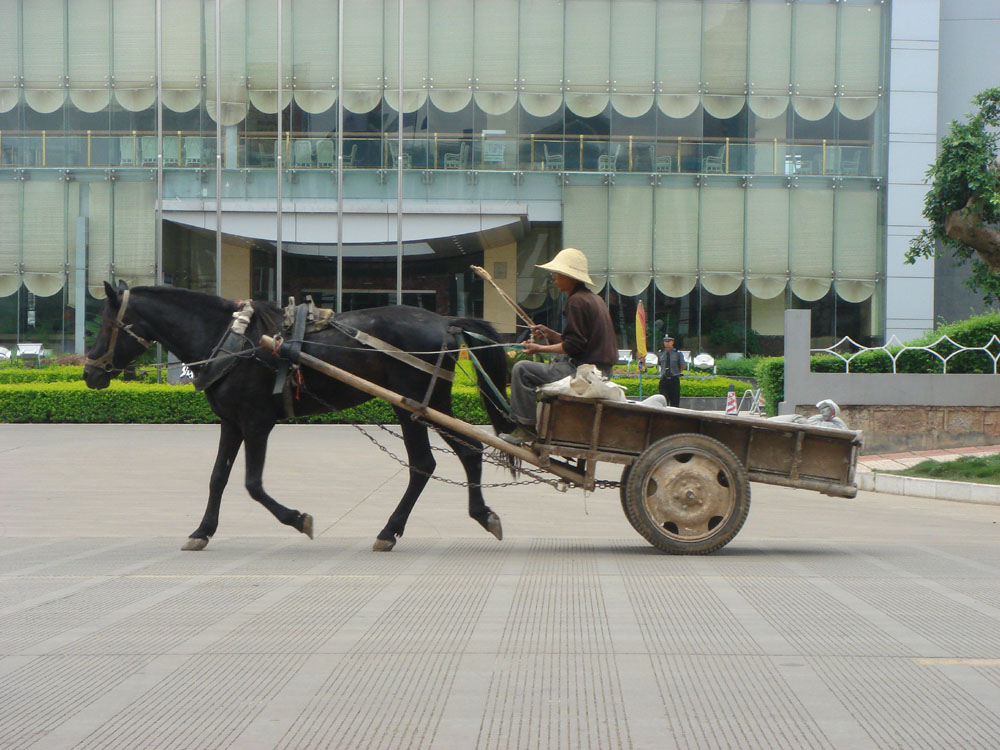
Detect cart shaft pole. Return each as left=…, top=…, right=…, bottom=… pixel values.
left=259, top=335, right=587, bottom=486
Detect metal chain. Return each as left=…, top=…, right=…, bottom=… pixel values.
left=355, top=422, right=563, bottom=490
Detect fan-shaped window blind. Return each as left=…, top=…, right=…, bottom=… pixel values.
left=205, top=0, right=248, bottom=125
left=341, top=0, right=384, bottom=113
left=113, top=0, right=156, bottom=111
left=22, top=181, right=67, bottom=296
left=246, top=0, right=291, bottom=115
left=789, top=188, right=833, bottom=301
left=699, top=186, right=744, bottom=295
left=656, top=0, right=701, bottom=118
left=562, top=186, right=609, bottom=292
left=473, top=0, right=518, bottom=115
left=87, top=182, right=112, bottom=298
left=113, top=181, right=156, bottom=288
left=610, top=0, right=654, bottom=118
left=792, top=2, right=835, bottom=121
left=0, top=0, right=19, bottom=113
left=834, top=188, right=878, bottom=302
left=838, top=3, right=881, bottom=120
left=748, top=1, right=790, bottom=119
left=68, top=0, right=110, bottom=113
left=292, top=0, right=338, bottom=114
left=162, top=0, right=203, bottom=113
left=384, top=0, right=429, bottom=113
left=518, top=0, right=564, bottom=117
left=23, top=0, right=67, bottom=113
left=428, top=0, right=473, bottom=112
left=564, top=0, right=610, bottom=117
left=745, top=187, right=788, bottom=299
left=609, top=186, right=653, bottom=296
left=653, top=185, right=698, bottom=298
left=0, top=182, right=20, bottom=297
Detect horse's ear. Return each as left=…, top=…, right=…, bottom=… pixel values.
left=116, top=279, right=129, bottom=291
left=104, top=281, right=120, bottom=306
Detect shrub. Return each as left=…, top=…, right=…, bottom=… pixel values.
left=754, top=358, right=784, bottom=416
left=612, top=375, right=751, bottom=399
left=0, top=381, right=496, bottom=425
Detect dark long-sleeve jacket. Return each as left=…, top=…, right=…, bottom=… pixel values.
left=560, top=286, right=617, bottom=367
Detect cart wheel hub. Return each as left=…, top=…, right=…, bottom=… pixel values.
left=642, top=452, right=737, bottom=540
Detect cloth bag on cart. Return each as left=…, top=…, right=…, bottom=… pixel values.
left=537, top=363, right=627, bottom=402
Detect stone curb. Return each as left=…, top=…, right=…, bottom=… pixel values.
left=857, top=470, right=1000, bottom=506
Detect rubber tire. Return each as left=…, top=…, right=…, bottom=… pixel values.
left=624, top=433, right=750, bottom=554
left=619, top=464, right=643, bottom=534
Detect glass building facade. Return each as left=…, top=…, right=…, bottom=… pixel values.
left=0, top=0, right=888, bottom=359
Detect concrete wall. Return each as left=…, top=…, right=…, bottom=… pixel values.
left=780, top=310, right=1000, bottom=453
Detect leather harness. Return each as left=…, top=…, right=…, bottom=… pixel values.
left=84, top=289, right=153, bottom=372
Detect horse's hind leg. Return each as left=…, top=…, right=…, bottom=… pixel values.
left=439, top=428, right=502, bottom=541
left=183, top=420, right=242, bottom=551
left=373, top=415, right=435, bottom=551
left=242, top=425, right=314, bottom=540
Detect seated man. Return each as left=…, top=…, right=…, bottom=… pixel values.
left=502, top=247, right=617, bottom=444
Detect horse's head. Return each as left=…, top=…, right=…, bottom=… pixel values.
left=83, top=281, right=154, bottom=389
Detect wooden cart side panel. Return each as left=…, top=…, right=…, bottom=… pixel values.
left=537, top=396, right=860, bottom=493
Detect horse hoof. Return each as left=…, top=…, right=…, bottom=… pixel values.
left=372, top=537, right=396, bottom=552
left=486, top=512, right=503, bottom=541
left=300, top=513, right=314, bottom=540
left=182, top=537, right=208, bottom=551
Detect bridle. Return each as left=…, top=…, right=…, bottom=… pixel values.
left=84, top=288, right=153, bottom=372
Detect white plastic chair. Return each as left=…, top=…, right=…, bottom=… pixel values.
left=598, top=143, right=621, bottom=172
left=543, top=143, right=564, bottom=170
left=692, top=352, right=716, bottom=374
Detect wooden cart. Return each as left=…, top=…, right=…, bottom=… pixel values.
left=534, top=395, right=860, bottom=553
left=261, top=336, right=861, bottom=555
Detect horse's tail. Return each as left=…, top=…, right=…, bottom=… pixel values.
left=451, top=318, right=517, bottom=437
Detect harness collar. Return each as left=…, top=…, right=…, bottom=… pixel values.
left=84, top=288, right=153, bottom=372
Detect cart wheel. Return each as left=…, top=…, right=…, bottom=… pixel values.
left=625, top=434, right=750, bottom=554
left=619, top=464, right=643, bottom=534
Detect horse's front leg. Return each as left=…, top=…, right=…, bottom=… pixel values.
left=439, top=429, right=502, bottom=541
left=182, top=420, right=243, bottom=551
left=242, top=426, right=314, bottom=540
left=373, top=415, right=435, bottom=551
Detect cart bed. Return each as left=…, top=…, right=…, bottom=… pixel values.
left=534, top=395, right=860, bottom=498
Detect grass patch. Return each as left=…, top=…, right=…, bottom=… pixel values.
left=885, top=455, right=1000, bottom=485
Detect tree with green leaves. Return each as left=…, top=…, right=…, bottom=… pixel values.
left=906, top=87, right=1000, bottom=304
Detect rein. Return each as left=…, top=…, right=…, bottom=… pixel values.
left=84, top=289, right=153, bottom=372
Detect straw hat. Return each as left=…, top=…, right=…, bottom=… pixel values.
left=536, top=247, right=593, bottom=286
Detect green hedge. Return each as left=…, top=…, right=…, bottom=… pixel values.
left=2, top=374, right=749, bottom=424
left=612, top=375, right=753, bottom=399
left=0, top=381, right=495, bottom=425
left=0, top=365, right=90, bottom=384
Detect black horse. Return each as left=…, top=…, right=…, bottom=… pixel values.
left=83, top=282, right=515, bottom=551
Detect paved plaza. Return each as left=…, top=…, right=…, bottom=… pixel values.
left=2, top=424, right=999, bottom=749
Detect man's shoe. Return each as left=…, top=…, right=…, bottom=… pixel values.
left=499, top=425, right=536, bottom=446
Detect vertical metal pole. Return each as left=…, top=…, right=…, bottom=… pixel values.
left=396, top=0, right=403, bottom=304
left=336, top=0, right=344, bottom=312
left=155, top=0, right=164, bottom=380
left=215, top=0, right=222, bottom=296
left=276, top=0, right=283, bottom=304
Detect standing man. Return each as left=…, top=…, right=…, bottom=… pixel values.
left=657, top=334, right=686, bottom=407
left=502, top=247, right=617, bottom=444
